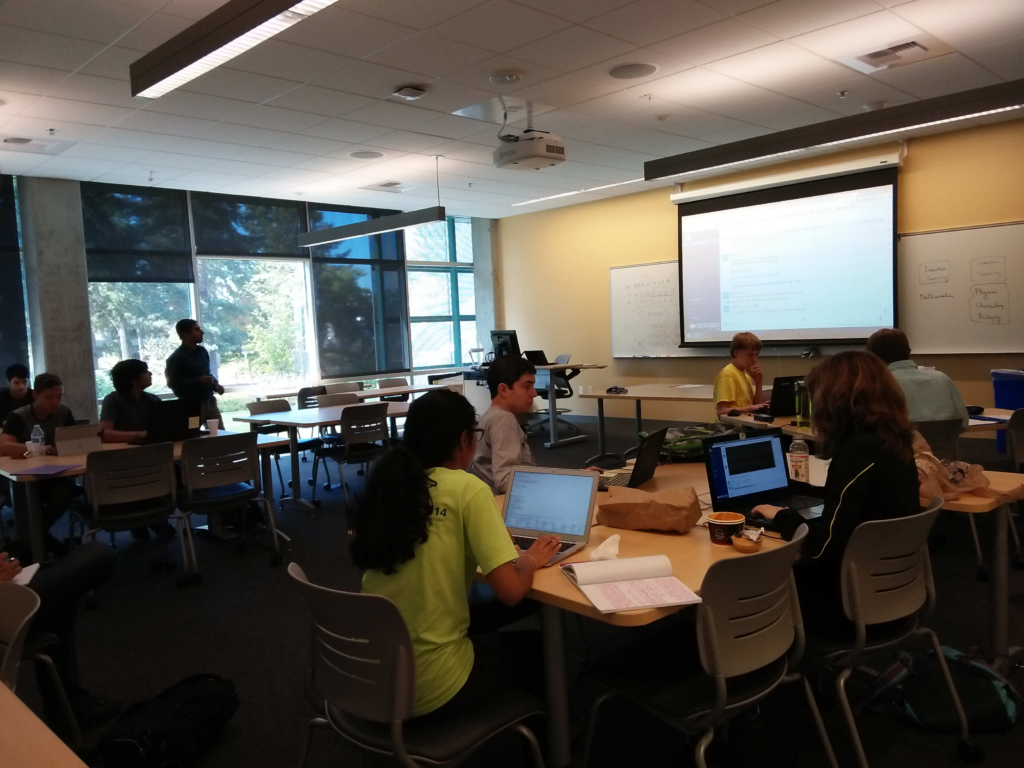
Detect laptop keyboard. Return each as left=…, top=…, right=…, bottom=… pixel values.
left=512, top=536, right=576, bottom=554
left=785, top=494, right=824, bottom=510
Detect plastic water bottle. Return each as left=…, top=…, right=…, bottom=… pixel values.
left=30, top=424, right=45, bottom=457
left=789, top=438, right=810, bottom=483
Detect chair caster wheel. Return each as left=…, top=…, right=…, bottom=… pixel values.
left=357, top=469, right=364, bottom=476
left=191, top=573, right=203, bottom=585
left=312, top=499, right=322, bottom=508
left=977, top=566, right=989, bottom=582
left=176, top=575, right=190, bottom=589
left=323, top=483, right=331, bottom=491
left=958, top=740, right=984, bottom=764
left=307, top=478, right=314, bottom=486
left=301, top=456, right=308, bottom=463
left=1012, top=554, right=1024, bottom=570
left=270, top=553, right=283, bottom=567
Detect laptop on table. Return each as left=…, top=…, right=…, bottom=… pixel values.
left=702, top=429, right=824, bottom=528
left=501, top=466, right=599, bottom=566
left=129, top=399, right=202, bottom=444
left=55, top=424, right=103, bottom=455
left=600, top=427, right=668, bottom=489
left=523, top=350, right=549, bottom=365
left=767, top=376, right=802, bottom=418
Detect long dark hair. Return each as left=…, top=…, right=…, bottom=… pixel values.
left=806, top=350, right=914, bottom=464
left=349, top=389, right=478, bottom=574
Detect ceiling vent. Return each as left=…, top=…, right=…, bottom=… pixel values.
left=837, top=34, right=952, bottom=75
left=1, top=135, right=75, bottom=155
left=358, top=180, right=421, bottom=193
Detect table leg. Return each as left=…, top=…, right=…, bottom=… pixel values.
left=623, top=400, right=643, bottom=459
left=260, top=449, right=274, bottom=508
left=17, top=483, right=45, bottom=566
left=585, top=398, right=622, bottom=465
left=286, top=426, right=315, bottom=511
left=991, top=502, right=1010, bottom=667
left=541, top=603, right=571, bottom=768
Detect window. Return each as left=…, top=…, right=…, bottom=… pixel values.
left=0, top=175, right=29, bottom=370
left=191, top=192, right=306, bottom=256
left=406, top=217, right=476, bottom=369
left=196, top=258, right=314, bottom=390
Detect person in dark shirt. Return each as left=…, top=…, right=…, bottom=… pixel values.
left=752, top=351, right=920, bottom=637
left=99, top=359, right=162, bottom=443
left=165, top=319, right=224, bottom=429
left=0, top=362, right=33, bottom=422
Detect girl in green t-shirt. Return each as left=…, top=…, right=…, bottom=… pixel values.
left=351, top=389, right=560, bottom=719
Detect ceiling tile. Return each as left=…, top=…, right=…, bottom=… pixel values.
left=142, top=90, right=256, bottom=121
left=264, top=133, right=355, bottom=155
left=791, top=11, right=924, bottom=60
left=337, top=0, right=489, bottom=30
left=164, top=170, right=253, bottom=189
left=290, top=156, right=364, bottom=174
left=698, top=0, right=776, bottom=12
left=227, top=41, right=353, bottom=84
left=161, top=137, right=253, bottom=158
left=228, top=105, right=330, bottom=133
left=156, top=0, right=233, bottom=21
left=36, top=156, right=126, bottom=176
left=573, top=49, right=692, bottom=87
left=892, top=0, right=1024, bottom=51
left=231, top=147, right=318, bottom=167
left=0, top=148, right=46, bottom=171
left=2, top=115, right=104, bottom=142
left=702, top=122, right=775, bottom=144
left=445, top=54, right=562, bottom=94
left=204, top=159, right=282, bottom=177
left=738, top=0, right=884, bottom=38
left=792, top=75, right=917, bottom=114
left=509, top=74, right=618, bottom=108
left=650, top=18, right=780, bottom=66
left=619, top=105, right=766, bottom=140
left=277, top=6, right=416, bottom=59
left=964, top=38, right=1024, bottom=80
left=0, top=62, right=72, bottom=95
left=572, top=90, right=673, bottom=120
left=114, top=109, right=216, bottom=136
left=409, top=113, right=491, bottom=139
left=315, top=60, right=427, bottom=100
left=59, top=142, right=150, bottom=162
left=870, top=52, right=1004, bottom=98
left=603, top=129, right=715, bottom=155
left=563, top=120, right=644, bottom=144
left=0, top=90, right=42, bottom=114
left=92, top=166, right=188, bottom=185
left=0, top=0, right=149, bottom=44
left=196, top=122, right=292, bottom=147
left=583, top=0, right=727, bottom=47
left=260, top=167, right=333, bottom=184
left=115, top=13, right=193, bottom=52
left=367, top=32, right=494, bottom=78
left=48, top=74, right=142, bottom=109
left=300, top=118, right=394, bottom=144
left=264, top=86, right=376, bottom=119
left=90, top=126, right=181, bottom=150
left=431, top=0, right=572, bottom=53
left=367, top=130, right=451, bottom=152
left=637, top=66, right=737, bottom=102
left=510, top=26, right=637, bottom=72
left=24, top=97, right=137, bottom=128
left=343, top=101, right=439, bottom=129
left=182, top=69, right=301, bottom=103
left=78, top=46, right=143, bottom=81
left=511, top=0, right=635, bottom=24
left=0, top=25, right=105, bottom=71
left=134, top=151, right=219, bottom=170
left=403, top=79, right=495, bottom=115
left=517, top=108, right=603, bottom=134
left=705, top=42, right=859, bottom=96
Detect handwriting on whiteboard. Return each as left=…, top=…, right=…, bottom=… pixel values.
left=623, top=278, right=680, bottom=351
left=920, top=260, right=950, bottom=285
left=969, top=283, right=1010, bottom=325
left=972, top=256, right=1006, bottom=282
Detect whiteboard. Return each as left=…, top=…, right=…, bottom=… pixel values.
left=898, top=222, right=1024, bottom=354
left=610, top=261, right=684, bottom=357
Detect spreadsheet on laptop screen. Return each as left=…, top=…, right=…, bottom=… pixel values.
left=504, top=471, right=593, bottom=537
left=707, top=435, right=789, bottom=500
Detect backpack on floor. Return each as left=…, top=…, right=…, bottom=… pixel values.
left=861, top=647, right=1019, bottom=733
left=99, top=674, right=240, bottom=767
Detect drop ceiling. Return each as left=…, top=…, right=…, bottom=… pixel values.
left=0, top=0, right=1021, bottom=218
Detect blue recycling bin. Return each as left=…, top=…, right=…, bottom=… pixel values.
left=992, top=369, right=1024, bottom=453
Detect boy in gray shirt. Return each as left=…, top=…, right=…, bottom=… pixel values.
left=471, top=355, right=537, bottom=494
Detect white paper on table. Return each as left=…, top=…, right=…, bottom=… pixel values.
left=671, top=384, right=704, bottom=389
left=11, top=562, right=40, bottom=586
left=561, top=555, right=701, bottom=613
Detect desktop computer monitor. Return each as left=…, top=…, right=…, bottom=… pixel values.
left=490, top=330, right=521, bottom=360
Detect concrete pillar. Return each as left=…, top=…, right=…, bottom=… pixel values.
left=17, top=177, right=97, bottom=421
left=472, top=218, right=501, bottom=351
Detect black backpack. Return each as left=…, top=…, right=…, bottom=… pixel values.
left=99, top=674, right=240, bottom=767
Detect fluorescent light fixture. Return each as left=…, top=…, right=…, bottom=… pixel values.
left=298, top=206, right=446, bottom=247
left=130, top=0, right=341, bottom=99
left=646, top=79, right=1024, bottom=182
left=512, top=178, right=646, bottom=207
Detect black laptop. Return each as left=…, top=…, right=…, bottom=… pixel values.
left=523, top=350, right=549, bottom=365
left=129, top=398, right=202, bottom=444
left=702, top=429, right=824, bottom=526
left=767, top=376, right=802, bottom=418
left=600, top=427, right=668, bottom=489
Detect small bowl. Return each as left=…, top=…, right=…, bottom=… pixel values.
left=707, top=512, right=745, bottom=545
left=732, top=535, right=763, bottom=554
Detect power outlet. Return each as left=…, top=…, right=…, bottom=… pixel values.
left=578, top=385, right=583, bottom=395
left=587, top=386, right=593, bottom=393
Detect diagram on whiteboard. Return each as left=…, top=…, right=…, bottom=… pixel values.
left=610, top=262, right=684, bottom=357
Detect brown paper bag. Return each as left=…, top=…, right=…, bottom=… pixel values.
left=915, top=432, right=1024, bottom=506
left=595, top=486, right=703, bottom=534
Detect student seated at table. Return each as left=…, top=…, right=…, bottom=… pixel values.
left=470, top=355, right=537, bottom=495
left=352, top=389, right=559, bottom=719
left=752, top=351, right=919, bottom=636
left=713, top=332, right=768, bottom=416
left=0, top=363, right=33, bottom=422
left=865, top=327, right=969, bottom=429
left=99, top=359, right=162, bottom=443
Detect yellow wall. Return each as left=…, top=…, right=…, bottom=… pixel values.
left=496, top=119, right=1024, bottom=423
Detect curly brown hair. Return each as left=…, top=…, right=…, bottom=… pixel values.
left=806, top=350, right=914, bottom=463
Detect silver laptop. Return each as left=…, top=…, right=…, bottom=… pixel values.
left=55, top=423, right=103, bottom=456
left=500, top=466, right=599, bottom=566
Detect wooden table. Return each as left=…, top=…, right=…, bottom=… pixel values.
left=0, top=683, right=87, bottom=767
left=579, top=383, right=773, bottom=463
left=0, top=432, right=289, bottom=564
left=233, top=402, right=410, bottom=510
left=965, top=408, right=1014, bottom=433
left=353, top=382, right=451, bottom=401
left=721, top=408, right=1015, bottom=440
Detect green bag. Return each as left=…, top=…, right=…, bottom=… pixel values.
left=643, top=424, right=739, bottom=461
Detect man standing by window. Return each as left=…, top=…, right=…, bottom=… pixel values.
left=165, top=319, right=224, bottom=428
left=0, top=363, right=33, bottom=422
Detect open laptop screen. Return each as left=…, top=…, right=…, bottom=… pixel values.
left=706, top=433, right=789, bottom=501
left=505, top=470, right=593, bottom=536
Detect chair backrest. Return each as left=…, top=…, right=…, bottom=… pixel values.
left=247, top=399, right=291, bottom=416
left=554, top=354, right=570, bottom=365
left=0, top=581, right=41, bottom=691
left=378, top=378, right=408, bottom=389
left=840, top=498, right=943, bottom=627
left=697, top=526, right=807, bottom=680
left=297, top=386, right=327, bottom=410
left=86, top=442, right=176, bottom=512
left=288, top=563, right=415, bottom=723
left=317, top=392, right=359, bottom=408
left=324, top=382, right=362, bottom=394
left=341, top=403, right=390, bottom=446
left=913, top=418, right=963, bottom=461
left=180, top=432, right=260, bottom=496
left=1007, top=409, right=1024, bottom=472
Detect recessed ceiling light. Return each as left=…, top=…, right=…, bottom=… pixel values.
left=489, top=70, right=521, bottom=85
left=392, top=85, right=426, bottom=100
left=349, top=150, right=385, bottom=160
left=608, top=63, right=658, bottom=80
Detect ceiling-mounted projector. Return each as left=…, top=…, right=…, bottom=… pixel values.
left=493, top=128, right=565, bottom=170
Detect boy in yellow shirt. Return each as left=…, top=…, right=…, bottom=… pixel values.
left=713, top=332, right=768, bottom=416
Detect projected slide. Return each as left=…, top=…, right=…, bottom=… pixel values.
left=681, top=184, right=895, bottom=344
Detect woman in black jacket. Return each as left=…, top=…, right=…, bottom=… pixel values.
left=753, top=350, right=920, bottom=636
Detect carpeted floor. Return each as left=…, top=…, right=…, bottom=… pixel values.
left=7, top=417, right=1023, bottom=767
